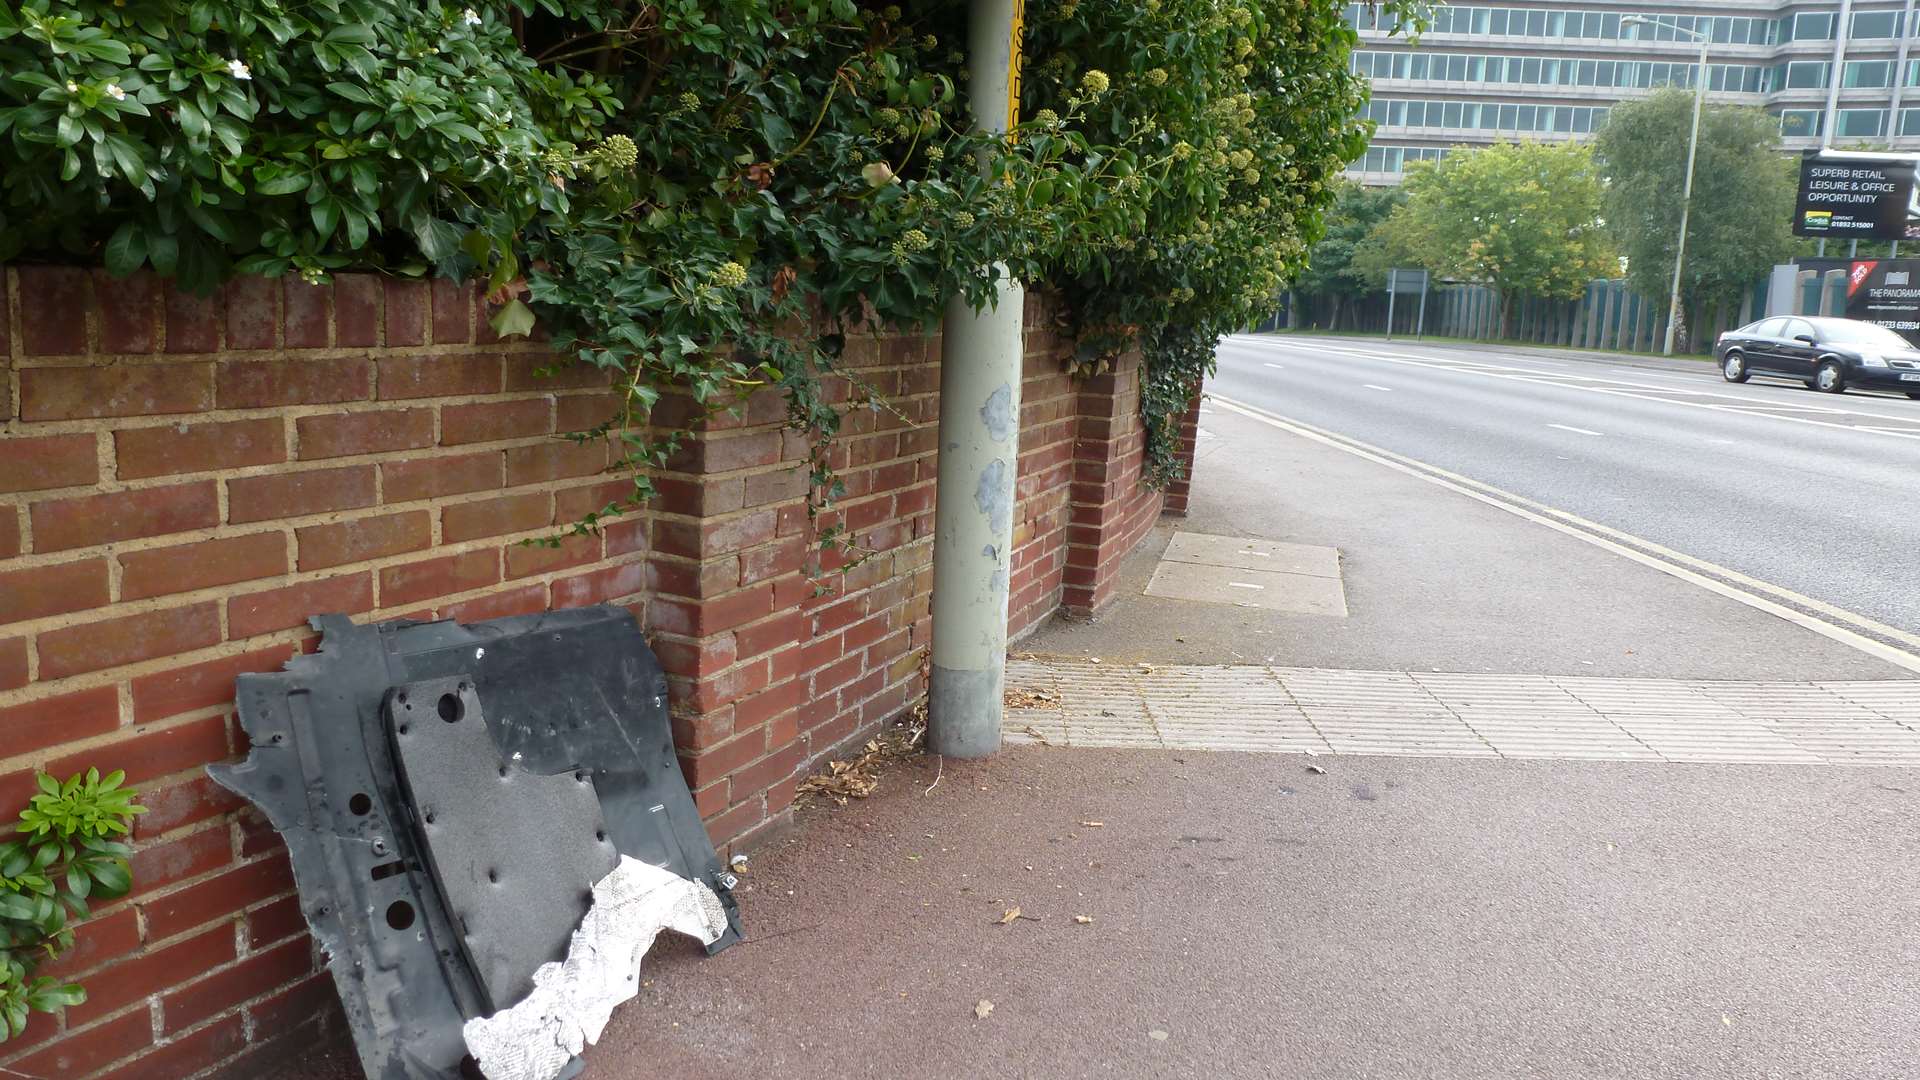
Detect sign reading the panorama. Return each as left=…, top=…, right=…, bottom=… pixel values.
left=1794, top=154, right=1920, bottom=240
left=1845, top=260, right=1920, bottom=343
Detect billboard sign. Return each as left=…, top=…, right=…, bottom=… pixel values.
left=1793, top=154, right=1920, bottom=240
left=1845, top=259, right=1920, bottom=343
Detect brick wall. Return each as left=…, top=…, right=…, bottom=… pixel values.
left=0, top=267, right=1188, bottom=1079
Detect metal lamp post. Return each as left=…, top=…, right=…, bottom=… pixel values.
left=1623, top=15, right=1708, bottom=356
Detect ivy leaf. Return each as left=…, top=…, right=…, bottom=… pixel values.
left=412, top=217, right=463, bottom=261
left=488, top=298, right=536, bottom=339
left=104, top=219, right=150, bottom=274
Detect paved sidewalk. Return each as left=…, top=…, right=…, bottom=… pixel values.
left=1006, top=657, right=1920, bottom=765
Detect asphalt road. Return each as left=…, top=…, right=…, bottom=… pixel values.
left=1212, top=334, right=1920, bottom=637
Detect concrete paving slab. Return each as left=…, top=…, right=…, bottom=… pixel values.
left=1142, top=560, right=1350, bottom=616
left=1159, top=531, right=1342, bottom=577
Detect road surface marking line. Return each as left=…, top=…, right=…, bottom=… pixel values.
left=1263, top=363, right=1285, bottom=369
left=1229, top=582, right=1265, bottom=590
left=1261, top=340, right=1920, bottom=429
left=1208, top=394, right=1920, bottom=676
left=1362, top=384, right=1393, bottom=392
left=1547, top=423, right=1605, bottom=436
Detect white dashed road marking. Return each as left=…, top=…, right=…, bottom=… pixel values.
left=1547, top=423, right=1605, bottom=436
left=1363, top=384, right=1393, bottom=392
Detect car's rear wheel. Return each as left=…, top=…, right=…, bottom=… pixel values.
left=1816, top=360, right=1847, bottom=393
left=1721, top=351, right=1750, bottom=383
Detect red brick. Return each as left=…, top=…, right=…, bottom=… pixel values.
left=734, top=612, right=804, bottom=660
left=21, top=362, right=214, bottom=420
left=121, top=532, right=288, bottom=601
left=443, top=491, right=549, bottom=542
left=441, top=583, right=549, bottom=622
left=40, top=907, right=140, bottom=981
left=228, top=465, right=375, bottom=523
left=654, top=634, right=738, bottom=684
left=224, top=275, right=278, bottom=349
left=604, top=518, right=647, bottom=557
left=38, top=602, right=222, bottom=679
left=504, top=354, right=613, bottom=391
left=7, top=1009, right=152, bottom=1079
left=162, top=938, right=314, bottom=1034
left=506, top=439, right=608, bottom=485
left=0, top=637, right=24, bottom=691
left=730, top=738, right=806, bottom=795
left=505, top=533, right=599, bottom=579
left=278, top=278, right=328, bottom=348
left=680, top=729, right=767, bottom=787
left=246, top=894, right=307, bottom=949
left=705, top=799, right=765, bottom=847
left=18, top=266, right=90, bottom=354
left=554, top=392, right=625, bottom=434
left=551, top=562, right=646, bottom=608
left=443, top=398, right=552, bottom=445
left=241, top=971, right=338, bottom=1046
left=652, top=475, right=744, bottom=518
left=131, top=825, right=233, bottom=895
left=742, top=466, right=808, bottom=507
left=554, top=479, right=635, bottom=523
left=32, top=480, right=219, bottom=551
left=382, top=451, right=501, bottom=502
left=161, top=284, right=220, bottom=351
left=431, top=278, right=473, bottom=344
left=648, top=582, right=774, bottom=637
left=115, top=417, right=285, bottom=480
left=669, top=431, right=784, bottom=474
left=295, top=510, right=430, bottom=571
left=0, top=432, right=98, bottom=493
left=335, top=274, right=381, bottom=347
left=380, top=549, right=499, bottom=607
left=137, top=774, right=247, bottom=837
left=0, top=511, right=18, bottom=559
left=385, top=279, right=428, bottom=346
left=217, top=357, right=370, bottom=408
left=734, top=677, right=804, bottom=731
left=654, top=510, right=776, bottom=560
left=141, top=854, right=294, bottom=943
left=0, top=685, right=119, bottom=757
left=67, top=925, right=237, bottom=1027
left=131, top=647, right=294, bottom=723
left=377, top=354, right=499, bottom=399
left=295, top=408, right=434, bottom=459
left=94, top=1015, right=247, bottom=1080
left=228, top=573, right=373, bottom=638
left=0, top=556, right=109, bottom=623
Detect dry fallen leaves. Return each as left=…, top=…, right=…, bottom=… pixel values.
left=1074, top=915, right=1094, bottom=925
left=1004, top=686, right=1061, bottom=708
left=975, top=999, right=994, bottom=1020
left=997, top=906, right=1022, bottom=925
left=794, top=708, right=927, bottom=807
left=1078, top=820, right=1104, bottom=828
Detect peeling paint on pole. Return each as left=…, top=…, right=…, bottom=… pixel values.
left=929, top=0, right=1025, bottom=759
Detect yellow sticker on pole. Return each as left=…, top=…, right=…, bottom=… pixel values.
left=1006, top=0, right=1025, bottom=132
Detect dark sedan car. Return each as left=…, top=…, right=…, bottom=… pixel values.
left=1715, top=315, right=1920, bottom=398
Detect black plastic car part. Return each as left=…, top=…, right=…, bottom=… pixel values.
left=210, top=606, right=741, bottom=1080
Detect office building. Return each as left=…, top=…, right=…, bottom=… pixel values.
left=1344, top=1, right=1920, bottom=183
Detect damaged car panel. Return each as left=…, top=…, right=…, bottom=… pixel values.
left=211, top=606, right=741, bottom=1080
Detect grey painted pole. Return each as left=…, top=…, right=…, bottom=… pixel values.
left=1385, top=269, right=1398, bottom=340
left=928, top=0, right=1024, bottom=759
left=1821, top=0, right=1854, bottom=153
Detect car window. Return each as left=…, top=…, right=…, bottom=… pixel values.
left=1749, top=318, right=1787, bottom=337
left=1784, top=319, right=1815, bottom=341
left=1811, top=319, right=1911, bottom=348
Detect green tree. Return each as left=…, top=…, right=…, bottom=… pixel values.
left=1358, top=140, right=1616, bottom=336
left=1293, top=180, right=1404, bottom=330
left=1594, top=88, right=1796, bottom=347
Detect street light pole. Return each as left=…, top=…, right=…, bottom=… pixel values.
left=1625, top=15, right=1708, bottom=356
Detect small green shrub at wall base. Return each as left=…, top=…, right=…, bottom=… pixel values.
left=0, top=769, right=144, bottom=1042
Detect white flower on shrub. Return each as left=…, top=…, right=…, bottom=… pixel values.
left=228, top=59, right=252, bottom=80
left=464, top=8, right=482, bottom=24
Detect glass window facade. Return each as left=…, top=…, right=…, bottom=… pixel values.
left=1352, top=51, right=1774, bottom=93
left=1362, top=98, right=1611, bottom=134
left=1347, top=5, right=1779, bottom=45
left=1837, top=108, right=1889, bottom=137
left=1779, top=109, right=1824, bottom=137
left=1851, top=9, right=1902, bottom=38
left=1844, top=59, right=1893, bottom=88
left=1355, top=145, right=1451, bottom=175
